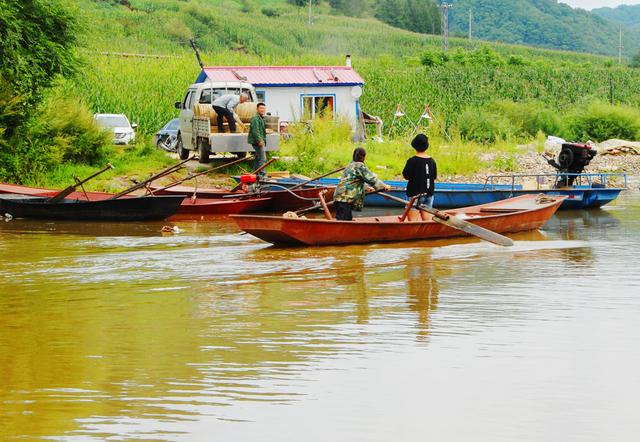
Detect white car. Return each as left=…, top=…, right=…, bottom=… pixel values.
left=94, top=113, right=137, bottom=145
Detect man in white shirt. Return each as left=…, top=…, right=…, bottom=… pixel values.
left=212, top=92, right=248, bottom=133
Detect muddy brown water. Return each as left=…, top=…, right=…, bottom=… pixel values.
left=1, top=190, right=639, bottom=441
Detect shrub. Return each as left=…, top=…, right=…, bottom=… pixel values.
left=165, top=18, right=192, bottom=43
left=469, top=46, right=506, bottom=67
left=3, top=95, right=112, bottom=183
left=261, top=7, right=281, bottom=17
left=457, top=109, right=512, bottom=144
left=421, top=50, right=448, bottom=67
left=489, top=100, right=563, bottom=138
left=281, top=117, right=355, bottom=176
left=507, top=55, right=529, bottom=66
left=564, top=100, right=640, bottom=142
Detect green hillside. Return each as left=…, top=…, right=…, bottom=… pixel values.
left=447, top=0, right=639, bottom=57
left=593, top=4, right=640, bottom=28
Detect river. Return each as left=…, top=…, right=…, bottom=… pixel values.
left=1, top=190, right=639, bottom=441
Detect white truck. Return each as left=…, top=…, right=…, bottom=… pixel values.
left=174, top=81, right=280, bottom=163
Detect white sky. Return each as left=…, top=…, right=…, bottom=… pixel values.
left=560, top=0, right=640, bottom=9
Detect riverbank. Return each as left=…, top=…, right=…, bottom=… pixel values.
left=147, top=147, right=640, bottom=191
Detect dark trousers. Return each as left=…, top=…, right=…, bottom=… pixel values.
left=252, top=143, right=266, bottom=175
left=335, top=201, right=353, bottom=221
left=212, top=105, right=236, bottom=133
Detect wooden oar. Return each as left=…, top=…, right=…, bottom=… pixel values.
left=48, top=163, right=114, bottom=203
left=229, top=157, right=278, bottom=192
left=288, top=166, right=346, bottom=191
left=149, top=155, right=254, bottom=195
left=377, top=192, right=514, bottom=247
left=110, top=157, right=192, bottom=199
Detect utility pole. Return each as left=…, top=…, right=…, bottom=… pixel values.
left=308, top=0, right=313, bottom=27
left=440, top=3, right=453, bottom=51
left=468, top=9, right=472, bottom=40
left=618, top=25, right=624, bottom=64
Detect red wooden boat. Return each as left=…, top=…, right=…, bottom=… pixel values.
left=0, top=183, right=111, bottom=200
left=149, top=184, right=333, bottom=212
left=231, top=194, right=566, bottom=246
left=0, top=183, right=273, bottom=216
left=171, top=196, right=272, bottom=217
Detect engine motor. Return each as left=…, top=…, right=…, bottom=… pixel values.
left=546, top=143, right=597, bottom=187
left=239, top=173, right=260, bottom=193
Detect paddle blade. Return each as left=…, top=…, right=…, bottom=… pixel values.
left=432, top=215, right=514, bottom=247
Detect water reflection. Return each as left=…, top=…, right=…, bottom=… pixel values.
left=405, top=251, right=440, bottom=342
left=1, top=192, right=639, bottom=441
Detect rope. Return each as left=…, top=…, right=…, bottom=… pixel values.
left=254, top=184, right=321, bottom=202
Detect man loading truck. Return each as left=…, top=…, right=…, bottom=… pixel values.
left=212, top=92, right=248, bottom=133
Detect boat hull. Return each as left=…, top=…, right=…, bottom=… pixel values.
left=171, top=197, right=272, bottom=217
left=261, top=177, right=623, bottom=210
left=150, top=185, right=332, bottom=212
left=0, top=195, right=184, bottom=221
left=231, top=195, right=565, bottom=246
left=0, top=183, right=277, bottom=215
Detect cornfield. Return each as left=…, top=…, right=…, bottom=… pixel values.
left=65, top=0, right=640, bottom=137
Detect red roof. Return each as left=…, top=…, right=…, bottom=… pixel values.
left=200, top=66, right=365, bottom=86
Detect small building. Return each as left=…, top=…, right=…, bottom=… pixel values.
left=195, top=61, right=365, bottom=129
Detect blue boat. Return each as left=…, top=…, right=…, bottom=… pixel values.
left=252, top=172, right=627, bottom=210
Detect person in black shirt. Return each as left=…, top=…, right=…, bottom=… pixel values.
left=402, top=134, right=437, bottom=221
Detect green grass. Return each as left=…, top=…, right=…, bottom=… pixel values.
left=27, top=141, right=175, bottom=192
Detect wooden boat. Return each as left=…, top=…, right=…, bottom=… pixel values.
left=148, top=184, right=333, bottom=212
left=0, top=194, right=184, bottom=221
left=0, top=183, right=112, bottom=200
left=231, top=194, right=566, bottom=246
left=172, top=196, right=272, bottom=217
left=261, top=172, right=626, bottom=210
left=0, top=183, right=273, bottom=215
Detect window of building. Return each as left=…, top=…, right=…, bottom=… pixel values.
left=302, top=95, right=335, bottom=119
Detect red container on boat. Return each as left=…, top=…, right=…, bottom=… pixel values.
left=240, top=174, right=257, bottom=184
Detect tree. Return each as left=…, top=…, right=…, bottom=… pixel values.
left=329, top=0, right=367, bottom=17
left=375, top=0, right=441, bottom=35
left=0, top=0, right=79, bottom=100
left=0, top=0, right=83, bottom=179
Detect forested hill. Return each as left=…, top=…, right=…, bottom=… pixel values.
left=446, top=0, right=639, bottom=56
left=592, top=4, right=640, bottom=28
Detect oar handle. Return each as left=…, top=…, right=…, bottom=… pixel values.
left=111, top=157, right=192, bottom=199
left=251, top=157, right=277, bottom=175
left=150, top=155, right=254, bottom=194
left=48, top=163, right=114, bottom=203
left=289, top=166, right=346, bottom=191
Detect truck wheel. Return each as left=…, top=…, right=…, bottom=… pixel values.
left=198, top=138, right=211, bottom=164
left=177, top=135, right=189, bottom=160
left=234, top=152, right=247, bottom=159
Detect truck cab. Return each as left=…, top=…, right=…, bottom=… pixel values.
left=175, top=81, right=279, bottom=163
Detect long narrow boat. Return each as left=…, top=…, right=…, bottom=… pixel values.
left=260, top=173, right=626, bottom=210
left=148, top=184, right=332, bottom=212
left=172, top=196, right=272, bottom=217
left=0, top=194, right=184, bottom=221
left=0, top=183, right=275, bottom=215
left=231, top=194, right=566, bottom=246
